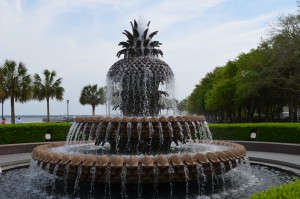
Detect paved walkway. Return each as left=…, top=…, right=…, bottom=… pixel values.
left=247, top=151, right=300, bottom=167
left=0, top=153, right=32, bottom=169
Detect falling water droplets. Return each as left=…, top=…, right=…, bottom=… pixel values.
left=73, top=164, right=82, bottom=195
left=115, top=122, right=121, bottom=153
left=153, top=164, right=159, bottom=198
left=105, top=164, right=111, bottom=199
left=184, top=122, right=192, bottom=140
left=196, top=163, right=207, bottom=196
left=64, top=164, right=70, bottom=195
left=120, top=164, right=127, bottom=199
left=105, top=122, right=112, bottom=143
left=89, top=166, right=97, bottom=197
left=183, top=164, right=190, bottom=199
left=95, top=122, right=102, bottom=145
left=158, top=122, right=164, bottom=147
left=137, top=164, right=143, bottom=198
left=168, top=164, right=175, bottom=198
left=51, top=164, right=59, bottom=194
left=126, top=122, right=132, bottom=149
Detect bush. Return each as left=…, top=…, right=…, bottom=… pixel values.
left=0, top=122, right=72, bottom=144
left=209, top=123, right=300, bottom=143
left=250, top=179, right=300, bottom=199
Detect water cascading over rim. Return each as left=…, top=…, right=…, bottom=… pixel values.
left=32, top=115, right=247, bottom=183
left=106, top=18, right=174, bottom=116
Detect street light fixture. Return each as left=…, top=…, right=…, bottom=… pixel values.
left=67, top=99, right=69, bottom=121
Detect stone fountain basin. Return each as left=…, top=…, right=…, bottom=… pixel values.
left=32, top=140, right=246, bottom=184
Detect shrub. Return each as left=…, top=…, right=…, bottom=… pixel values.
left=209, top=123, right=300, bottom=143
left=0, top=122, right=72, bottom=144
left=250, top=179, right=300, bottom=199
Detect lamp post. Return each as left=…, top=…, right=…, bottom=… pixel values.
left=67, top=99, right=69, bottom=121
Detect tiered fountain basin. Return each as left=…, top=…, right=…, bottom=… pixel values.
left=32, top=116, right=247, bottom=184
left=73, top=115, right=210, bottom=152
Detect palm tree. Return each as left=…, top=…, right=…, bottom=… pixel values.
left=79, top=84, right=106, bottom=116
left=0, top=68, right=8, bottom=119
left=33, top=69, right=64, bottom=122
left=2, top=60, right=32, bottom=124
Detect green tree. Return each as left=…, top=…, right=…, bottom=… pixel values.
left=186, top=68, right=221, bottom=119
left=0, top=68, right=8, bottom=119
left=205, top=61, right=238, bottom=123
left=33, top=69, right=64, bottom=122
left=265, top=13, right=300, bottom=121
left=79, top=84, right=106, bottom=116
left=2, top=60, right=32, bottom=124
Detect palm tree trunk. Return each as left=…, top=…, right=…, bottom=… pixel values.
left=1, top=100, right=3, bottom=119
left=47, top=98, right=50, bottom=122
left=92, top=105, right=95, bottom=116
left=10, top=96, right=15, bottom=124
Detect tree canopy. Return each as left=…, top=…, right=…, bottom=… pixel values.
left=33, top=69, right=64, bottom=122
left=79, top=84, right=106, bottom=116
left=186, top=7, right=300, bottom=122
left=1, top=60, right=32, bottom=124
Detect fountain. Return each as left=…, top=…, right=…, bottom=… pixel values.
left=31, top=18, right=248, bottom=196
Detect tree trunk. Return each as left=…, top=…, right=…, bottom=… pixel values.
left=10, top=96, right=15, bottom=124
left=237, top=107, right=242, bottom=123
left=92, top=105, right=95, bottom=116
left=1, top=100, right=3, bottom=119
left=289, top=95, right=297, bottom=122
left=47, top=98, right=50, bottom=122
left=257, top=106, right=262, bottom=122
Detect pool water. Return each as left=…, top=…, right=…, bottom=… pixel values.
left=0, top=163, right=298, bottom=199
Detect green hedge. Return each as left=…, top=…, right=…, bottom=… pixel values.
left=0, top=122, right=72, bottom=144
left=1, top=122, right=300, bottom=144
left=250, top=179, right=300, bottom=199
left=209, top=123, right=300, bottom=143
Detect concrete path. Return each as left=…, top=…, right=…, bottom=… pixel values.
left=247, top=151, right=300, bottom=174
left=0, top=153, right=32, bottom=170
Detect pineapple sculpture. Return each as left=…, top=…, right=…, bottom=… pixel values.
left=107, top=19, right=174, bottom=116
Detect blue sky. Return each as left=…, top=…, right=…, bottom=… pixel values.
left=0, top=0, right=298, bottom=116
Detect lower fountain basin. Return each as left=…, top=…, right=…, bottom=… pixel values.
left=1, top=163, right=298, bottom=199
left=32, top=140, right=246, bottom=183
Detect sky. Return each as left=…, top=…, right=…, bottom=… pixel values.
left=0, top=0, right=298, bottom=116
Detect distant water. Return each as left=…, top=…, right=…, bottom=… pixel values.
left=2, top=115, right=83, bottom=124
left=1, top=111, right=180, bottom=124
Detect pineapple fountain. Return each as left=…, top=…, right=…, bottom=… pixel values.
left=31, top=18, right=247, bottom=197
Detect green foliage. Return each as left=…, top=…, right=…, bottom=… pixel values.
left=186, top=70, right=217, bottom=115
left=210, top=123, right=300, bottom=143
left=0, top=123, right=71, bottom=144
left=186, top=6, right=300, bottom=123
left=79, top=84, right=106, bottom=116
left=33, top=69, right=65, bottom=122
left=250, top=179, right=300, bottom=199
left=205, top=63, right=237, bottom=112
left=1, top=60, right=32, bottom=124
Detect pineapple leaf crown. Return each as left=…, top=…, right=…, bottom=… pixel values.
left=117, top=19, right=163, bottom=59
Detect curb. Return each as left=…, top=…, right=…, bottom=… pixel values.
left=250, top=161, right=300, bottom=176
left=249, top=156, right=300, bottom=170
